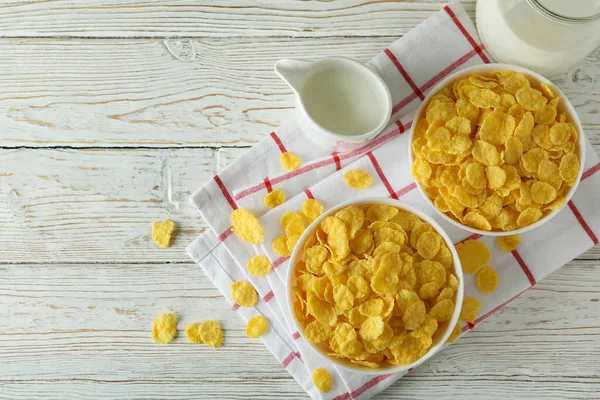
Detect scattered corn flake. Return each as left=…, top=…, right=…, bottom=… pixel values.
left=152, top=220, right=176, bottom=248
left=446, top=322, right=461, bottom=343
left=231, top=209, right=264, bottom=244
left=281, top=212, right=302, bottom=229
left=246, top=316, right=268, bottom=339
left=344, top=169, right=374, bottom=190
left=302, top=198, right=325, bottom=221
left=280, top=152, right=301, bottom=171
left=230, top=281, right=258, bottom=307
left=476, top=266, right=499, bottom=294
left=459, top=297, right=481, bottom=323
left=312, top=368, right=333, bottom=393
left=247, top=255, right=272, bottom=277
left=496, top=234, right=521, bottom=252
left=185, top=323, right=203, bottom=344
left=152, top=313, right=177, bottom=344
left=456, top=240, right=490, bottom=274
left=264, top=189, right=286, bottom=208
left=272, top=235, right=291, bottom=257
left=198, top=320, right=224, bottom=348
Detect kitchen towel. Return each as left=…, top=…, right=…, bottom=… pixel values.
left=186, top=2, right=600, bottom=399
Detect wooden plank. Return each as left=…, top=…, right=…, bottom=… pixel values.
left=0, top=261, right=598, bottom=398
left=0, top=38, right=598, bottom=148
left=0, top=0, right=475, bottom=38
left=1, top=146, right=599, bottom=264
left=0, top=148, right=214, bottom=263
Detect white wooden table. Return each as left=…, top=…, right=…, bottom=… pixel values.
left=1, top=1, right=599, bottom=398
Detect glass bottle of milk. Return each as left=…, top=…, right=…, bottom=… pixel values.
left=476, top=0, right=600, bottom=76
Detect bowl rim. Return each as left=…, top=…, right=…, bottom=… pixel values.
left=408, top=62, right=586, bottom=237
left=285, top=197, right=465, bottom=375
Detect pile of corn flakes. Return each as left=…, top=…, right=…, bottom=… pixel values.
left=411, top=70, right=581, bottom=232
left=292, top=203, right=461, bottom=368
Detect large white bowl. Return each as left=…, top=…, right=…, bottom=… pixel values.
left=286, top=198, right=464, bottom=374
left=408, top=63, right=586, bottom=237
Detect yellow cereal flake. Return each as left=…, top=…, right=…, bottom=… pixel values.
left=359, top=316, right=385, bottom=341
left=264, top=189, right=286, bottom=208
left=456, top=240, right=490, bottom=274
left=185, top=323, right=203, bottom=344
left=430, top=299, right=455, bottom=321
left=152, top=220, right=176, bottom=248
left=496, top=234, right=521, bottom=252
left=280, top=152, right=301, bottom=171
left=312, top=368, right=333, bottom=393
left=152, top=313, right=177, bottom=344
left=272, top=235, right=291, bottom=257
left=198, top=320, right=223, bottom=348
left=246, top=316, right=268, bottom=338
left=476, top=266, right=499, bottom=294
left=231, top=209, right=264, bottom=244
left=460, top=297, right=481, bottom=323
left=247, top=255, right=272, bottom=277
left=230, top=281, right=258, bottom=307
left=344, top=169, right=374, bottom=190
left=281, top=212, right=302, bottom=229
left=305, top=320, right=332, bottom=344
left=302, top=198, right=325, bottom=222
left=446, top=322, right=461, bottom=343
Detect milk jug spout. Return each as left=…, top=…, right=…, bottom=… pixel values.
left=274, top=58, right=313, bottom=94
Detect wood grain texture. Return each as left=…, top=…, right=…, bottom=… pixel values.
left=0, top=148, right=213, bottom=263
left=0, top=39, right=598, bottom=148
left=0, top=261, right=598, bottom=399
left=0, top=0, right=475, bottom=38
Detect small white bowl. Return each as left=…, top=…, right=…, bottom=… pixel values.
left=275, top=56, right=393, bottom=153
left=408, top=63, right=586, bottom=237
left=286, top=197, right=464, bottom=374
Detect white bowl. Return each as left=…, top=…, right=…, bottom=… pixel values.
left=286, top=197, right=464, bottom=374
left=408, top=63, right=586, bottom=237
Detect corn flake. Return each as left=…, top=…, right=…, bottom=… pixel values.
left=446, top=322, right=461, bottom=343
left=344, top=169, right=374, bottom=190
left=305, top=320, right=332, bottom=344
left=476, top=266, right=499, bottom=294
left=230, top=281, right=258, bottom=307
left=244, top=316, right=268, bottom=339
left=247, top=255, right=272, bottom=277
left=264, top=189, right=286, bottom=208
left=231, top=209, right=264, bottom=244
left=152, top=313, right=177, bottom=344
left=456, top=240, right=490, bottom=274
left=152, top=220, right=176, bottom=248
left=312, top=368, right=332, bottom=393
left=272, top=235, right=291, bottom=257
left=280, top=152, right=301, bottom=171
left=459, top=297, right=481, bottom=323
left=496, top=234, right=521, bottom=252
left=302, top=198, right=324, bottom=222
left=185, top=323, right=203, bottom=344
left=198, top=320, right=223, bottom=348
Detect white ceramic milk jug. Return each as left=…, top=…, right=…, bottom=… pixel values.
left=275, top=57, right=392, bottom=152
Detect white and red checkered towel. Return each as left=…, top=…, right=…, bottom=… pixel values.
left=186, top=2, right=600, bottom=399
